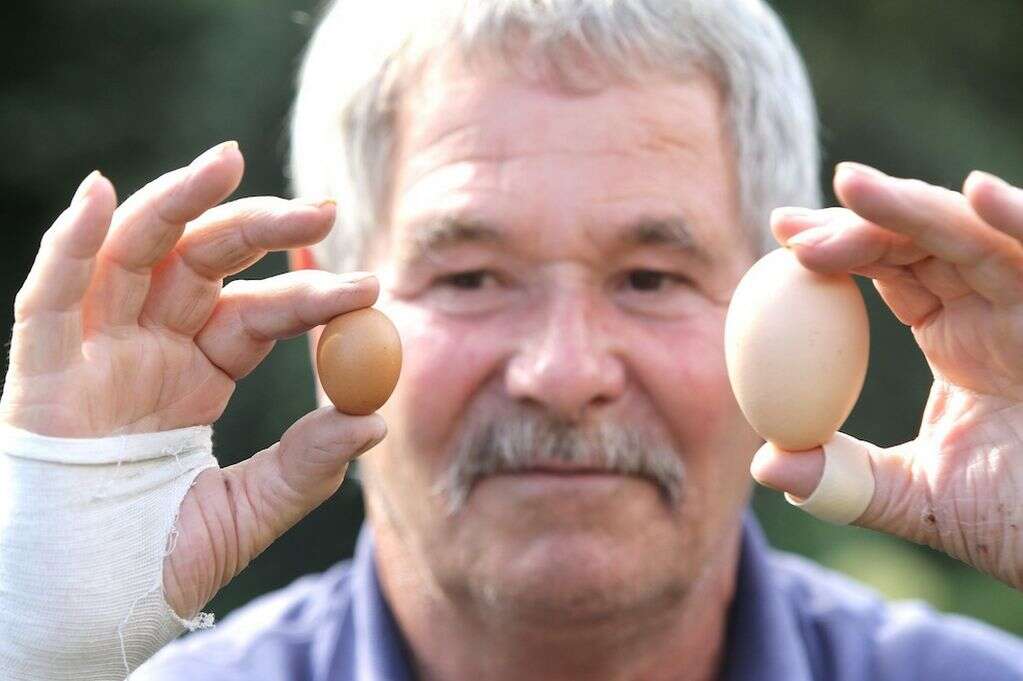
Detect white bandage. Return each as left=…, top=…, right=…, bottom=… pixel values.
left=0, top=423, right=220, bottom=680
left=784, top=431, right=876, bottom=525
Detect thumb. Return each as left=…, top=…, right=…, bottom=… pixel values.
left=231, top=406, right=386, bottom=551
left=162, top=407, right=385, bottom=622
left=751, top=433, right=927, bottom=534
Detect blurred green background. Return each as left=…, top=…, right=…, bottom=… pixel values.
left=2, top=0, right=1021, bottom=638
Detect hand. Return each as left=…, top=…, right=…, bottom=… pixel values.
left=752, top=162, right=1023, bottom=590
left=0, top=142, right=387, bottom=619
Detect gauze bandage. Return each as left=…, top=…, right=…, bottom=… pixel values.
left=0, top=424, right=220, bottom=680
left=784, top=431, right=876, bottom=525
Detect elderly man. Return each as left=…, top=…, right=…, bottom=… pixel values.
left=2, top=0, right=1023, bottom=679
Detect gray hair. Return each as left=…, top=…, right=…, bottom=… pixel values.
left=289, top=0, right=821, bottom=273
left=433, top=402, right=686, bottom=515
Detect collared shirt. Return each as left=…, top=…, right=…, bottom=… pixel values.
left=132, top=513, right=1023, bottom=680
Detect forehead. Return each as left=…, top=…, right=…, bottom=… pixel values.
left=384, top=48, right=743, bottom=261
left=401, top=49, right=724, bottom=151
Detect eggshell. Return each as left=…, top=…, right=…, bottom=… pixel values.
left=724, top=247, right=869, bottom=451
left=316, top=307, right=402, bottom=415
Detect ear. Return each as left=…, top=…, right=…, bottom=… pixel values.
left=288, top=246, right=319, bottom=272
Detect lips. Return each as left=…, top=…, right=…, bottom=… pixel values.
left=497, top=461, right=622, bottom=475
left=516, top=469, right=618, bottom=476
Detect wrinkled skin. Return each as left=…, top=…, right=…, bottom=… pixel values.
left=341, top=56, right=761, bottom=681
left=755, top=164, right=1023, bottom=591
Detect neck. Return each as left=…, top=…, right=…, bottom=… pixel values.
left=371, top=516, right=744, bottom=681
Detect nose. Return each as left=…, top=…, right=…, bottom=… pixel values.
left=504, top=288, right=626, bottom=423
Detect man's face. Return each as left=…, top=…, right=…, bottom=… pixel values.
left=357, top=52, right=762, bottom=622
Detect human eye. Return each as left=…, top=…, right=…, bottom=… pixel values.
left=613, top=268, right=700, bottom=318
left=623, top=269, right=689, bottom=292
left=426, top=268, right=520, bottom=314
left=434, top=269, right=499, bottom=290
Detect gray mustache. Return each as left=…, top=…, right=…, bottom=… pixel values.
left=433, top=408, right=686, bottom=515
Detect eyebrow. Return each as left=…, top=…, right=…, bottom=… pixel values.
left=403, top=215, right=507, bottom=263
left=402, top=214, right=712, bottom=264
left=619, top=216, right=711, bottom=263
left=411, top=217, right=504, bottom=255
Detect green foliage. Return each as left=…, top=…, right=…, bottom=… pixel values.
left=2, top=1, right=1021, bottom=635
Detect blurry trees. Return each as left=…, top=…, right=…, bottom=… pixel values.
left=2, top=1, right=1021, bottom=634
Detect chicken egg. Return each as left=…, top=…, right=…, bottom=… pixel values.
left=724, top=247, right=869, bottom=451
left=316, top=307, right=402, bottom=415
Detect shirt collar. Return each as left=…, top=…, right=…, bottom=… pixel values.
left=719, top=512, right=814, bottom=681
left=349, top=527, right=415, bottom=681
left=348, top=511, right=812, bottom=681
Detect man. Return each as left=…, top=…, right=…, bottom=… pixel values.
left=2, top=1, right=1023, bottom=679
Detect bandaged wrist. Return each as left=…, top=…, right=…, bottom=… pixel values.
left=0, top=423, right=220, bottom=680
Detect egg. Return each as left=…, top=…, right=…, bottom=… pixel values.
left=316, top=307, right=402, bottom=415
left=724, top=247, right=869, bottom=451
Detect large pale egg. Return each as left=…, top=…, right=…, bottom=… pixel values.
left=724, top=247, right=869, bottom=451
left=316, top=308, right=402, bottom=415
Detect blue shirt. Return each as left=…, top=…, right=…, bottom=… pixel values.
left=132, top=514, right=1023, bottom=680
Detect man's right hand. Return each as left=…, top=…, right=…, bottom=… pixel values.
left=0, top=141, right=387, bottom=622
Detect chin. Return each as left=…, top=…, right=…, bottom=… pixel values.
left=450, top=473, right=693, bottom=625
left=469, top=529, right=689, bottom=627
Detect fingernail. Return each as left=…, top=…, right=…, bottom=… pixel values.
left=191, top=140, right=239, bottom=169
left=355, top=422, right=387, bottom=456
left=967, top=169, right=1011, bottom=191
left=294, top=197, right=337, bottom=210
left=773, top=206, right=816, bottom=217
left=72, top=170, right=102, bottom=205
left=771, top=206, right=827, bottom=227
left=786, top=224, right=834, bottom=248
left=756, top=478, right=783, bottom=493
left=836, top=161, right=887, bottom=179
left=344, top=271, right=376, bottom=284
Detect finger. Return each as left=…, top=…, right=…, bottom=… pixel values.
left=873, top=276, right=941, bottom=327
left=964, top=170, right=1023, bottom=243
left=770, top=206, right=848, bottom=247
left=907, top=256, right=972, bottom=302
left=141, top=197, right=336, bottom=336
left=750, top=441, right=824, bottom=499
left=10, top=172, right=117, bottom=374
left=195, top=271, right=378, bottom=380
left=773, top=207, right=941, bottom=325
left=833, top=162, right=1023, bottom=305
left=225, top=406, right=386, bottom=555
left=751, top=437, right=927, bottom=539
left=85, top=141, right=244, bottom=331
left=775, top=206, right=926, bottom=274
left=178, top=197, right=337, bottom=279
left=15, top=172, right=117, bottom=319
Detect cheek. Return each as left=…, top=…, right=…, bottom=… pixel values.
left=636, top=311, right=739, bottom=448
left=379, top=302, right=505, bottom=470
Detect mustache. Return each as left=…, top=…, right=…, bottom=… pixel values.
left=432, top=406, right=686, bottom=515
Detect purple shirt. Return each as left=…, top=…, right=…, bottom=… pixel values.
left=132, top=514, right=1023, bottom=680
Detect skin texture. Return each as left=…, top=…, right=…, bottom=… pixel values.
left=297, top=52, right=762, bottom=681
left=753, top=162, right=1023, bottom=591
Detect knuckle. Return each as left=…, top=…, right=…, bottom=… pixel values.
left=12, top=285, right=36, bottom=321
left=38, top=226, right=58, bottom=251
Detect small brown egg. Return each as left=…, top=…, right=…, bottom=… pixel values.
left=316, top=307, right=402, bottom=415
left=724, top=247, right=869, bottom=451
